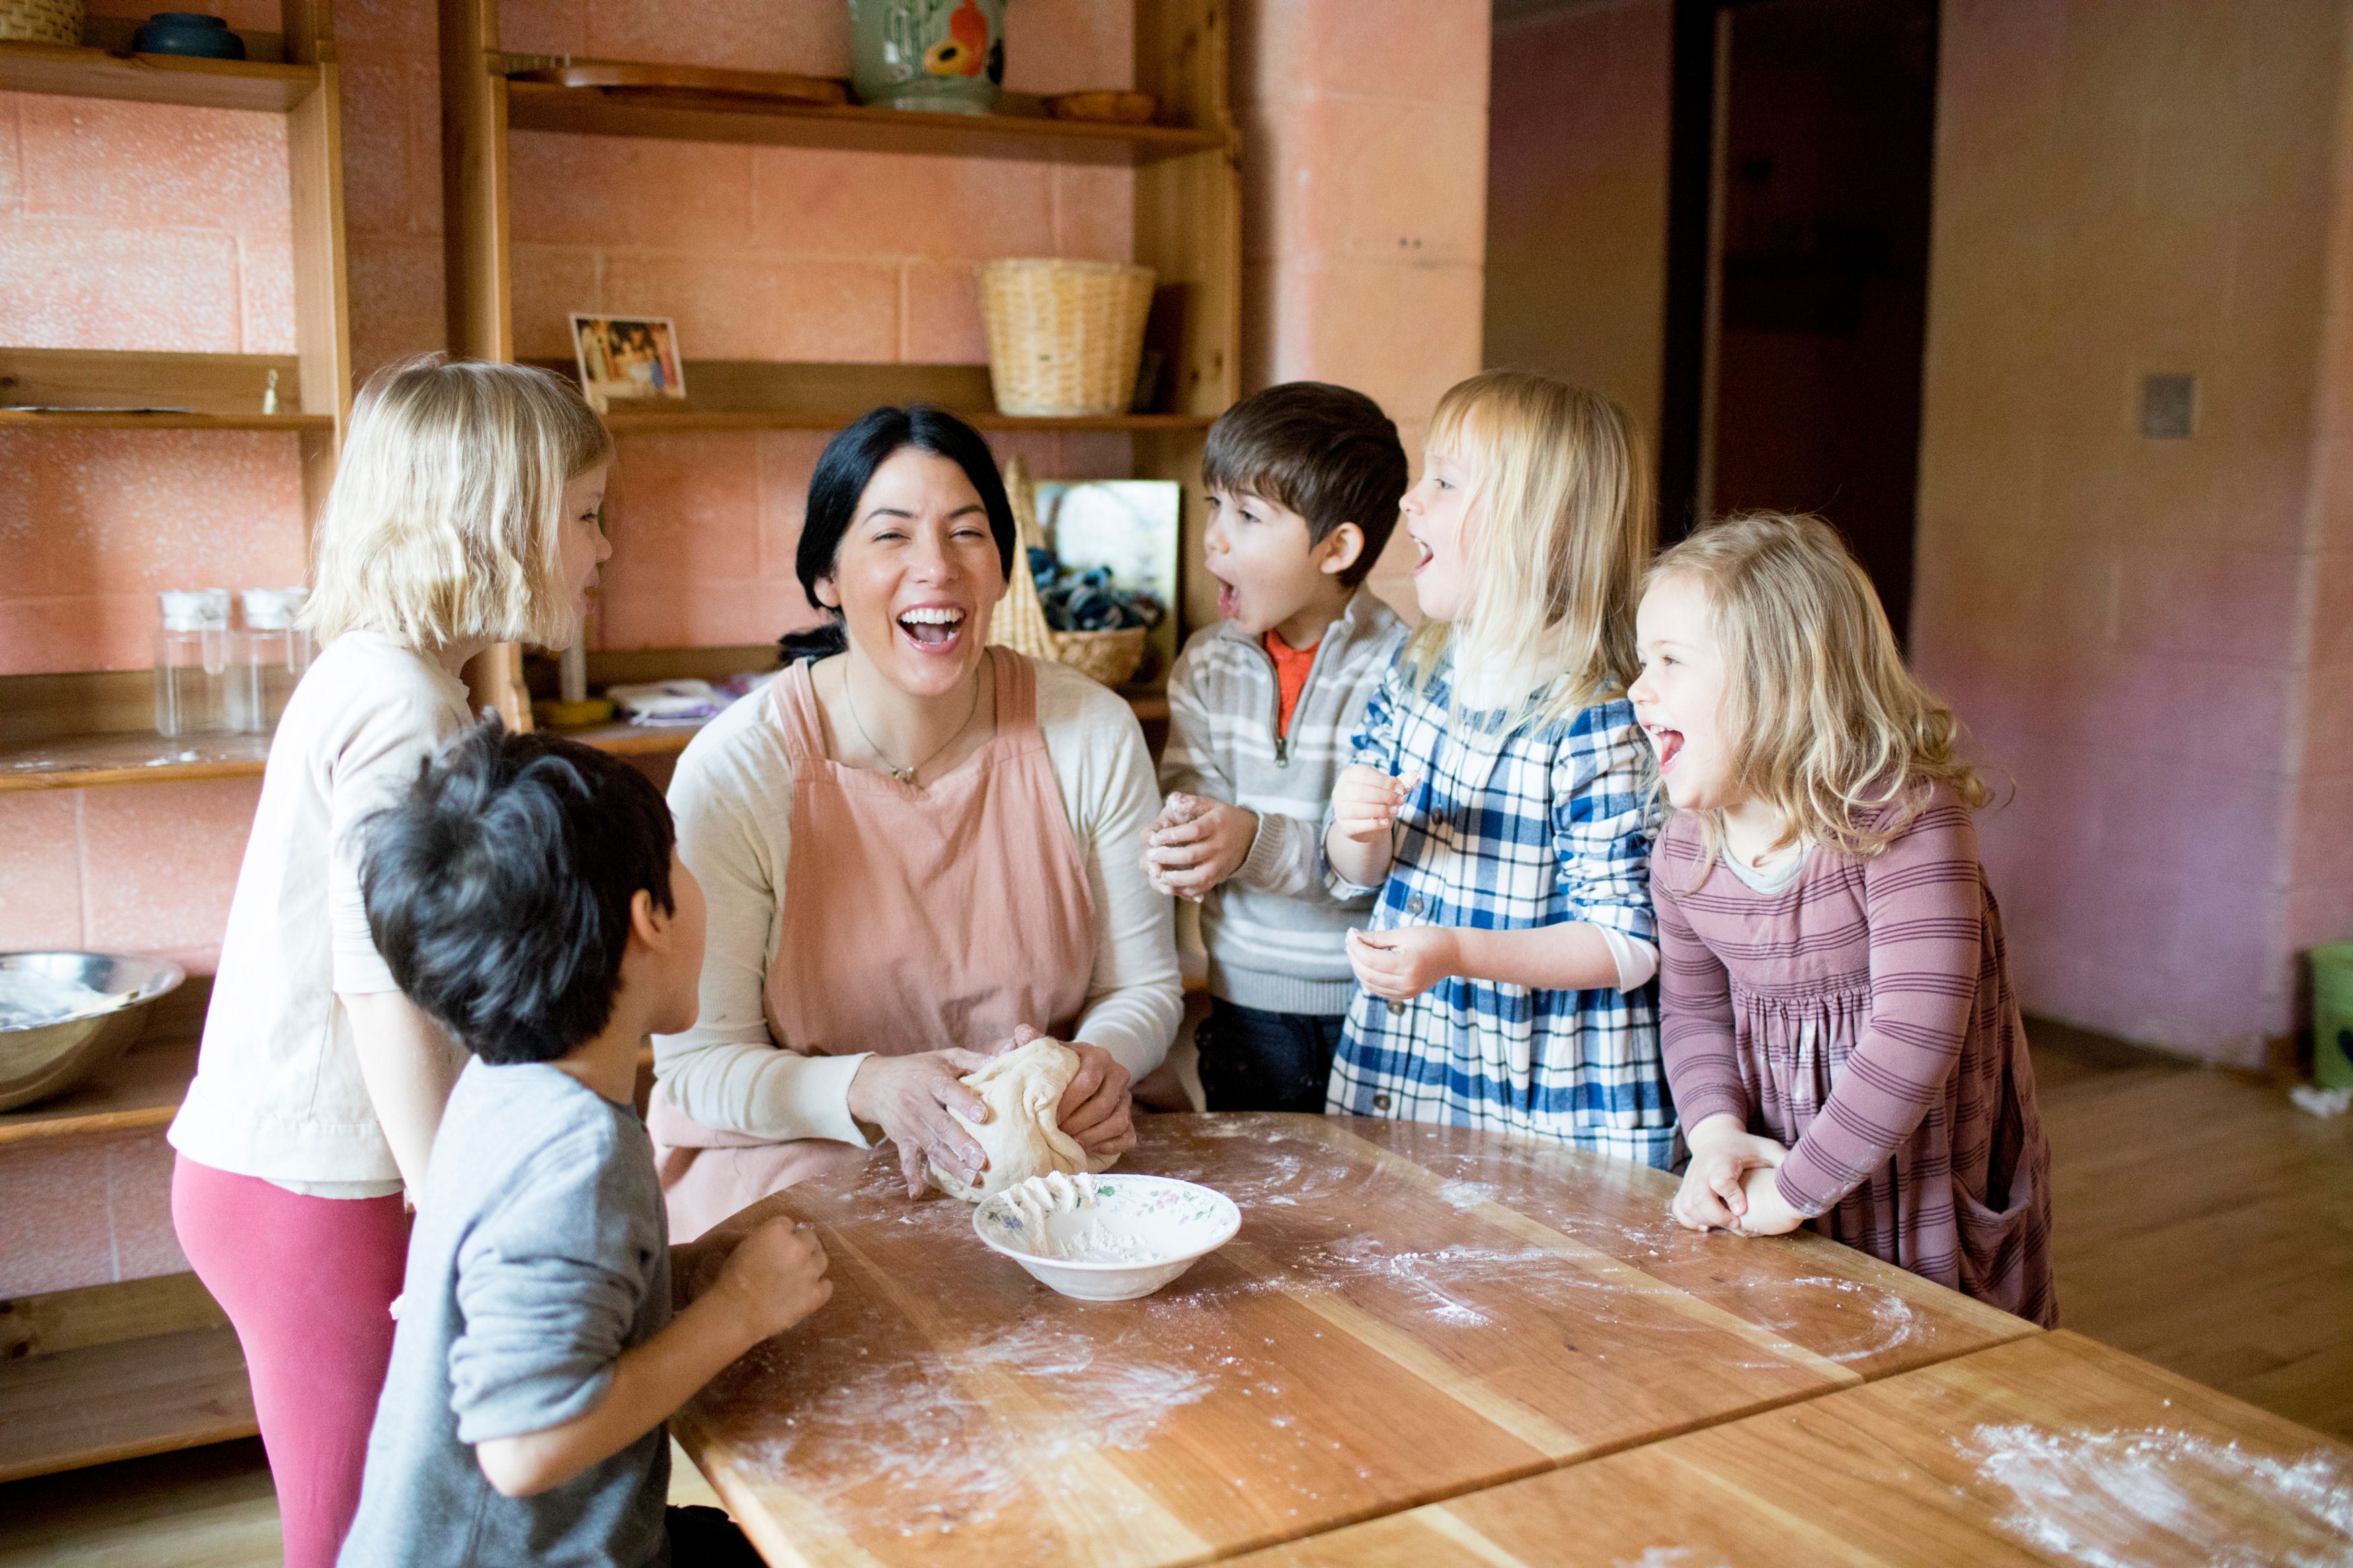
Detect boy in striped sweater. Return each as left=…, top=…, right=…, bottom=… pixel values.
left=1142, top=382, right=1410, bottom=1111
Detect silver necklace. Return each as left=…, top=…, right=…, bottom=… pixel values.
left=840, top=659, right=985, bottom=784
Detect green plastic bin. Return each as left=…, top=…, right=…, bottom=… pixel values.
left=2315, top=942, right=2353, bottom=1090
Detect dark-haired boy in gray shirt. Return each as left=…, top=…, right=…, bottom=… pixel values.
left=340, top=723, right=832, bottom=1568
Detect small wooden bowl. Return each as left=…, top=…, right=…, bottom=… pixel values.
left=1047, top=90, right=1158, bottom=126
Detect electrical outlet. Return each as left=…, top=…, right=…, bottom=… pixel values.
left=2141, top=373, right=2196, bottom=439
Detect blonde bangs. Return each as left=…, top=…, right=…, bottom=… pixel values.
left=1654, top=512, right=1990, bottom=866
left=303, top=356, right=612, bottom=651
left=1408, top=372, right=1652, bottom=721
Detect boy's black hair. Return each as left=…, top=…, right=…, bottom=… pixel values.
left=1201, top=382, right=1410, bottom=588
left=361, top=720, right=676, bottom=1065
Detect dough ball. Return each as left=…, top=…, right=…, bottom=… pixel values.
left=928, top=1036, right=1119, bottom=1203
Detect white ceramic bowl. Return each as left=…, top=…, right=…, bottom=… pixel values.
left=973, top=1173, right=1240, bottom=1301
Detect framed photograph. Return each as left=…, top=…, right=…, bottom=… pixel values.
left=569, top=314, right=686, bottom=408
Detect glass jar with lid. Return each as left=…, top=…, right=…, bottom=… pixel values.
left=229, top=587, right=313, bottom=734
left=155, top=589, right=232, bottom=737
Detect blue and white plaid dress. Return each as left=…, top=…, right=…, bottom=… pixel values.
left=1324, top=653, right=1675, bottom=1167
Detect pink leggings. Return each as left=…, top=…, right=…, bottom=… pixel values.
left=172, top=1155, right=409, bottom=1568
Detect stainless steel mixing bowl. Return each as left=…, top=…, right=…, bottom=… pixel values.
left=0, top=952, right=187, bottom=1112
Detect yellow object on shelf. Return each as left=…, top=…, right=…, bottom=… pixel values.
left=532, top=697, right=616, bottom=729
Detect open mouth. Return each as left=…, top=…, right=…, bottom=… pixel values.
left=897, top=606, right=967, bottom=652
left=1646, top=723, right=1685, bottom=772
left=1213, top=573, right=1238, bottom=621
left=1412, top=536, right=1434, bottom=573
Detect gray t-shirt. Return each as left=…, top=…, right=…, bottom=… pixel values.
left=340, top=1059, right=672, bottom=1568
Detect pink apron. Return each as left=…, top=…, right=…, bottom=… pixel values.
left=647, top=651, right=1098, bottom=1238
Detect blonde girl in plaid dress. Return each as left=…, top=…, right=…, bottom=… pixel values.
left=1322, top=372, right=1673, bottom=1167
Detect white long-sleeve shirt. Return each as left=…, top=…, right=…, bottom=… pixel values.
left=170, top=631, right=473, bottom=1196
left=653, top=659, right=1181, bottom=1144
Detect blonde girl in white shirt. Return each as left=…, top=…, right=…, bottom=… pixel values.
left=167, top=356, right=612, bottom=1568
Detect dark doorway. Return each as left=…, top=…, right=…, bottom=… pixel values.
left=1659, top=0, right=1938, bottom=640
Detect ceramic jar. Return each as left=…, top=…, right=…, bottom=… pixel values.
left=847, top=0, right=1004, bottom=116
left=131, top=12, right=245, bottom=58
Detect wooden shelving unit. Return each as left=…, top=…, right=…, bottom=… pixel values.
left=0, top=409, right=335, bottom=431
left=0, top=40, right=321, bottom=112
left=439, top=0, right=1240, bottom=727
left=504, top=72, right=1226, bottom=164
left=0, top=1324, right=257, bottom=1483
left=0, top=11, right=354, bottom=757
left=0, top=4, right=354, bottom=1487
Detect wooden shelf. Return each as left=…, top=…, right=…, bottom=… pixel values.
left=0, top=409, right=332, bottom=431
left=0, top=1325, right=257, bottom=1483
left=601, top=409, right=1215, bottom=435
left=504, top=74, right=1228, bottom=166
left=0, top=690, right=1166, bottom=792
left=0, top=732, right=272, bottom=793
left=0, top=42, right=319, bottom=113
left=0, top=1040, right=197, bottom=1148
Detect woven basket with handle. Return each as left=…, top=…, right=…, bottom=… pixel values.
left=989, top=454, right=1146, bottom=688
left=977, top=259, right=1157, bottom=418
left=0, top=0, right=81, bottom=42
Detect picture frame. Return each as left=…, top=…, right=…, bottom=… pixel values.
left=569, top=313, right=686, bottom=409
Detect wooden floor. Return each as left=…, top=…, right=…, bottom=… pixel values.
left=1, top=1022, right=2346, bottom=1566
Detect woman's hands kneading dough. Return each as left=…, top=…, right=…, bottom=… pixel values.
left=846, top=1029, right=1136, bottom=1198
left=1057, top=1038, right=1135, bottom=1163
left=846, top=1049, right=998, bottom=1198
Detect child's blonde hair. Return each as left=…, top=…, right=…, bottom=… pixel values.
left=1406, top=371, right=1652, bottom=720
left=1652, top=511, right=1990, bottom=865
left=304, top=356, right=612, bottom=649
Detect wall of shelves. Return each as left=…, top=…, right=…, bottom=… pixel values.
left=438, top=0, right=1238, bottom=726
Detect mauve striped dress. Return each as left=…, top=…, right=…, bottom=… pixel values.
left=1652, top=786, right=2057, bottom=1326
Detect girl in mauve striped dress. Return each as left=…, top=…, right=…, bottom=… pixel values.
left=1630, top=512, right=2055, bottom=1325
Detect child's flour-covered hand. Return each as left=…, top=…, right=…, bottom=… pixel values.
left=708, top=1214, right=833, bottom=1342
left=1142, top=792, right=1257, bottom=901
left=1670, top=1115, right=1788, bottom=1233
left=1330, top=766, right=1414, bottom=844
left=1730, top=1161, right=1805, bottom=1237
left=1345, top=925, right=1458, bottom=1001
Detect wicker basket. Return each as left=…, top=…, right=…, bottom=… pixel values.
left=976, top=259, right=1156, bottom=418
left=989, top=455, right=1148, bottom=687
left=1, top=0, right=81, bottom=43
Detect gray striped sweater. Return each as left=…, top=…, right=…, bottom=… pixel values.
left=1159, top=590, right=1409, bottom=1014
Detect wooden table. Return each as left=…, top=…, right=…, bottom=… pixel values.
left=1229, top=1329, right=2353, bottom=1566
left=674, top=1114, right=2033, bottom=1567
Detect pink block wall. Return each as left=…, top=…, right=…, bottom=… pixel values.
left=1912, top=0, right=2347, bottom=1061
left=2283, top=17, right=2353, bottom=977
left=1484, top=0, right=1671, bottom=454
left=0, top=90, right=305, bottom=677
left=1233, top=0, right=1491, bottom=616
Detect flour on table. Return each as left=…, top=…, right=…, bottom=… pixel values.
left=928, top=1038, right=1119, bottom=1202
left=1961, top=1422, right=2353, bottom=1568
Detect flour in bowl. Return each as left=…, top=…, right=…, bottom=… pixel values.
left=0, top=971, right=130, bottom=1031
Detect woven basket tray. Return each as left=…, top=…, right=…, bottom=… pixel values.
left=988, top=454, right=1147, bottom=688
left=977, top=259, right=1156, bottom=418
left=1, top=0, right=81, bottom=43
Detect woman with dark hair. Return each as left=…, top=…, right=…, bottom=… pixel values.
left=645, top=407, right=1181, bottom=1232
